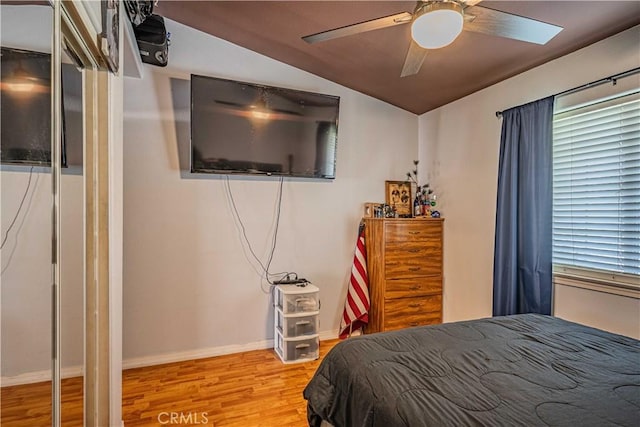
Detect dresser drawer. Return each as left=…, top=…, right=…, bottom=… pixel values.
left=384, top=309, right=441, bottom=331
left=385, top=251, right=442, bottom=278
left=385, top=277, right=442, bottom=299
left=385, top=294, right=441, bottom=312
left=384, top=221, right=442, bottom=244
left=384, top=295, right=442, bottom=331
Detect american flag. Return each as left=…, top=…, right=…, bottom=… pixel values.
left=339, top=223, right=370, bottom=339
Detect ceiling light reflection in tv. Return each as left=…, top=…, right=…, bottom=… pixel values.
left=1, top=47, right=83, bottom=168
left=190, top=74, right=339, bottom=179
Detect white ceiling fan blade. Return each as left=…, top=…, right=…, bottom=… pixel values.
left=400, top=40, right=427, bottom=78
left=464, top=6, right=563, bottom=45
left=302, top=12, right=412, bottom=44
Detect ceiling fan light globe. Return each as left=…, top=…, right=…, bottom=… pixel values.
left=6, top=82, right=35, bottom=92
left=411, top=8, right=463, bottom=49
left=252, top=110, right=271, bottom=120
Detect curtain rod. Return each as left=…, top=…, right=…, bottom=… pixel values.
left=495, top=67, right=640, bottom=118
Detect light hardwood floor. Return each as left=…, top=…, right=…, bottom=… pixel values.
left=1, top=339, right=339, bottom=426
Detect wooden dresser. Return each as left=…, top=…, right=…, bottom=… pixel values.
left=363, top=218, right=443, bottom=333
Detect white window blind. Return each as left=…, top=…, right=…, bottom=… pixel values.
left=552, top=93, right=640, bottom=277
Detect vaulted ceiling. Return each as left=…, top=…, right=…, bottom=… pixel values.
left=157, top=1, right=640, bottom=115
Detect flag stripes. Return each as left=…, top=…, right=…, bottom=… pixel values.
left=339, top=225, right=370, bottom=339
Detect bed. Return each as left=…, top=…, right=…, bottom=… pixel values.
left=303, top=314, right=640, bottom=426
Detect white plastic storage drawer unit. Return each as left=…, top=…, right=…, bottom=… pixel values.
left=274, top=331, right=319, bottom=363
left=275, top=284, right=320, bottom=314
left=275, top=309, right=320, bottom=338
left=273, top=284, right=320, bottom=363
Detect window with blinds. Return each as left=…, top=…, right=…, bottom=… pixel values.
left=552, top=92, right=640, bottom=278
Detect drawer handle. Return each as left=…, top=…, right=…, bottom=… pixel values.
left=410, top=285, right=422, bottom=290
left=408, top=249, right=420, bottom=253
left=408, top=303, right=422, bottom=308
left=409, top=322, right=419, bottom=326
left=295, top=344, right=310, bottom=349
left=408, top=231, right=421, bottom=235
left=408, top=267, right=421, bottom=271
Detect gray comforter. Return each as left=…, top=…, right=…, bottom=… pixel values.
left=303, top=314, right=640, bottom=426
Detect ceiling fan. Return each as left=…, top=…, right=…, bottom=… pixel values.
left=302, top=0, right=563, bottom=77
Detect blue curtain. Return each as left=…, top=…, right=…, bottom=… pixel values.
left=493, top=97, right=554, bottom=316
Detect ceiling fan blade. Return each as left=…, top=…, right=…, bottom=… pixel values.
left=215, top=100, right=245, bottom=108
left=302, top=12, right=412, bottom=44
left=273, top=108, right=302, bottom=116
left=400, top=40, right=427, bottom=78
left=463, top=6, right=563, bottom=45
left=462, top=0, right=484, bottom=6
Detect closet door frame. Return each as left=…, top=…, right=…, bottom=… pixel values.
left=52, top=1, right=112, bottom=425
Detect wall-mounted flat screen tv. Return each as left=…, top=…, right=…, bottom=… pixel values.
left=0, top=47, right=82, bottom=168
left=190, top=74, right=339, bottom=179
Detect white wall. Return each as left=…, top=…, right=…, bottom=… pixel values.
left=2, top=170, right=53, bottom=376
left=418, top=25, right=640, bottom=338
left=122, top=19, right=418, bottom=362
left=1, top=170, right=85, bottom=377
left=554, top=286, right=640, bottom=339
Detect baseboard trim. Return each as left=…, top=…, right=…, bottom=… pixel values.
left=319, top=330, right=341, bottom=340
left=123, top=329, right=339, bottom=371
left=122, top=338, right=272, bottom=370
left=2, top=330, right=341, bottom=386
left=1, top=365, right=83, bottom=387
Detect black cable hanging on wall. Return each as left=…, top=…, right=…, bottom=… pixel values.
left=224, top=175, right=293, bottom=287
left=1, top=166, right=35, bottom=250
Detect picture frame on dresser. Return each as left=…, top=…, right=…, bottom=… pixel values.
left=364, top=202, right=383, bottom=218
left=385, top=181, right=412, bottom=217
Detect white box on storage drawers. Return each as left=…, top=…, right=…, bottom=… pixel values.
left=275, top=308, right=320, bottom=337
left=275, top=284, right=320, bottom=314
left=274, top=331, right=319, bottom=363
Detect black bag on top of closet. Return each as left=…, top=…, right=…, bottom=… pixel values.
left=133, top=14, right=169, bottom=67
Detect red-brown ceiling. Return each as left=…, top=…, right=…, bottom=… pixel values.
left=157, top=1, right=640, bottom=115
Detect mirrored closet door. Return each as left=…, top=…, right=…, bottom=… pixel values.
left=1, top=3, right=56, bottom=425
left=1, top=2, right=111, bottom=425
left=59, top=41, right=86, bottom=426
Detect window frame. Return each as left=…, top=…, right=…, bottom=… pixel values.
left=551, top=85, right=640, bottom=298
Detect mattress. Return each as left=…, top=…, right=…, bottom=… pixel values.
left=303, top=314, right=640, bottom=426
